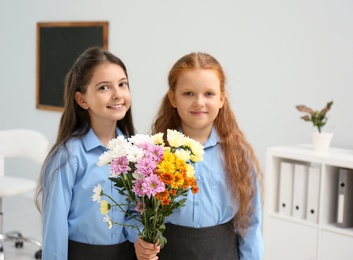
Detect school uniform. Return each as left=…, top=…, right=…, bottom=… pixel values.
left=42, top=128, right=138, bottom=260
left=158, top=127, right=263, bottom=260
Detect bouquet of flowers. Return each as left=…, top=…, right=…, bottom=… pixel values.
left=92, top=129, right=204, bottom=248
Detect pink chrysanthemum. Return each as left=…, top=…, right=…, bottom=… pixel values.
left=135, top=157, right=157, bottom=176
left=110, top=157, right=131, bottom=176
left=135, top=201, right=146, bottom=214
left=141, top=174, right=165, bottom=199
left=144, top=145, right=164, bottom=163
left=132, top=179, right=145, bottom=197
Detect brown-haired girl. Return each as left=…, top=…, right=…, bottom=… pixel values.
left=35, top=47, right=158, bottom=260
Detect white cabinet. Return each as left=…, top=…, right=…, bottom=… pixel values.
left=263, top=144, right=353, bottom=260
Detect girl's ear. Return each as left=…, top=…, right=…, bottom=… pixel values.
left=219, top=92, right=225, bottom=109
left=75, top=92, right=89, bottom=110
left=168, top=91, right=177, bottom=108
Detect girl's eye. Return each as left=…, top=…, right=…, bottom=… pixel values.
left=119, top=81, right=128, bottom=88
left=99, top=85, right=108, bottom=90
left=184, top=92, right=193, bottom=96
left=205, top=92, right=214, bottom=96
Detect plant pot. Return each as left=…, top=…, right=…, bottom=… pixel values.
left=311, top=132, right=333, bottom=152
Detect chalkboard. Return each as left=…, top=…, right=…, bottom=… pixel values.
left=36, top=22, right=109, bottom=111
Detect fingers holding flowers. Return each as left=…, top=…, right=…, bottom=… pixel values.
left=134, top=236, right=160, bottom=260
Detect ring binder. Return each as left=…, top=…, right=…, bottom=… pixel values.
left=278, top=162, right=294, bottom=216
left=292, top=164, right=309, bottom=219
left=336, top=168, right=353, bottom=228
left=306, top=166, right=321, bottom=223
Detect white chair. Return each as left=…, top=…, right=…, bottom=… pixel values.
left=0, top=129, right=49, bottom=260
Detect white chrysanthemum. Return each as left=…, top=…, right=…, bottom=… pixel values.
left=126, top=145, right=145, bottom=163
left=92, top=184, right=103, bottom=202
left=190, top=154, right=204, bottom=163
left=163, top=146, right=171, bottom=153
left=167, top=129, right=186, bottom=147
left=98, top=136, right=131, bottom=166
left=111, top=140, right=131, bottom=158
left=132, top=171, right=145, bottom=180
left=152, top=133, right=164, bottom=145
left=97, top=150, right=114, bottom=166
left=103, top=214, right=113, bottom=229
left=185, top=164, right=195, bottom=178
left=185, top=137, right=205, bottom=160
left=107, top=136, right=128, bottom=150
left=128, top=134, right=153, bottom=146
left=174, top=149, right=191, bottom=161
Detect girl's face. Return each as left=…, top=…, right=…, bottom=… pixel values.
left=75, top=62, right=131, bottom=128
left=168, top=69, right=225, bottom=140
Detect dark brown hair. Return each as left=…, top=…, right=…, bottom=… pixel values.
left=35, top=47, right=135, bottom=212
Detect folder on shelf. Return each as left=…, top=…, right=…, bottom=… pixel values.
left=336, top=168, right=353, bottom=228
left=306, top=166, right=321, bottom=223
left=278, top=161, right=294, bottom=216
left=292, top=163, right=309, bottom=219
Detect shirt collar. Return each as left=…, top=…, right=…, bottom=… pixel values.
left=178, top=125, right=221, bottom=149
left=82, top=127, right=124, bottom=151
left=203, top=126, right=221, bottom=149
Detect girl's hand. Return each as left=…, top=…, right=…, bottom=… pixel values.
left=134, top=236, right=160, bottom=260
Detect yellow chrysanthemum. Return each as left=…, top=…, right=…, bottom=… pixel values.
left=185, top=164, right=195, bottom=178
left=170, top=172, right=184, bottom=188
left=100, top=200, right=111, bottom=215
left=158, top=160, right=175, bottom=174
left=163, top=151, right=176, bottom=163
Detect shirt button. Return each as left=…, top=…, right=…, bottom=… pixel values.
left=114, top=229, right=119, bottom=234
left=195, top=224, right=200, bottom=228
left=197, top=176, right=201, bottom=181
left=195, top=200, right=200, bottom=205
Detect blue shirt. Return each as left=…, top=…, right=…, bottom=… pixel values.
left=42, top=128, right=139, bottom=260
left=165, top=127, right=264, bottom=259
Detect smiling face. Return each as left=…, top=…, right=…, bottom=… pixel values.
left=74, top=62, right=131, bottom=130
left=168, top=69, right=225, bottom=141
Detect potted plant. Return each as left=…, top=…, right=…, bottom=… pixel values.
left=295, top=100, right=334, bottom=151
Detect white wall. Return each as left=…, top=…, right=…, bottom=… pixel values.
left=1, top=0, right=353, bottom=173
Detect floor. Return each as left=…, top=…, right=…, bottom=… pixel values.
left=1, top=194, right=42, bottom=260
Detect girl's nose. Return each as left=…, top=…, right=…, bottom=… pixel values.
left=112, top=86, right=122, bottom=100
left=193, top=95, right=204, bottom=107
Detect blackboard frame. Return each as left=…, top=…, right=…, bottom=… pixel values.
left=36, top=21, right=109, bottom=111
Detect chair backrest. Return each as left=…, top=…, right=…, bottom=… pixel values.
left=0, top=129, right=50, bottom=166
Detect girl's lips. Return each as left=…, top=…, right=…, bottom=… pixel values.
left=108, top=104, right=123, bottom=109
left=191, top=111, right=206, bottom=116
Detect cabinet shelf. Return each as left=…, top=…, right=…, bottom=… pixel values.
left=263, top=144, right=353, bottom=260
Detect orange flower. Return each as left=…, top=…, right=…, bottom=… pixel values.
left=156, top=190, right=170, bottom=205
left=191, top=185, right=199, bottom=194
left=169, top=189, right=177, bottom=196
left=159, top=172, right=173, bottom=184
